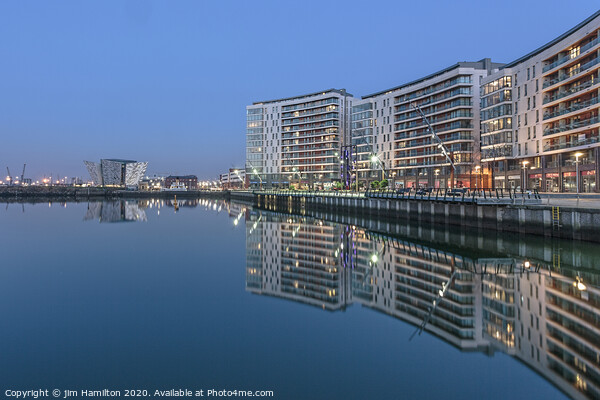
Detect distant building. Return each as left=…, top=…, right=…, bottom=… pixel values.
left=220, top=168, right=246, bottom=189
left=165, top=175, right=198, bottom=190
left=139, top=176, right=165, bottom=191
left=84, top=159, right=148, bottom=187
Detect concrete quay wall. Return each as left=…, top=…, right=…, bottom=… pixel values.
left=255, top=193, right=600, bottom=243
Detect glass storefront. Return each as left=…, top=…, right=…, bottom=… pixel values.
left=528, top=174, right=542, bottom=190
left=582, top=170, right=596, bottom=193
left=562, top=172, right=576, bottom=192
left=545, top=173, right=560, bottom=192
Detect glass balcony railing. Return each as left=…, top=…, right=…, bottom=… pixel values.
left=543, top=115, right=600, bottom=136
left=544, top=135, right=600, bottom=152
left=542, top=36, right=600, bottom=73
left=393, top=77, right=472, bottom=105
left=394, top=100, right=472, bottom=122
left=543, top=57, right=600, bottom=89
left=281, top=98, right=338, bottom=112
left=543, top=78, right=599, bottom=105
left=396, top=112, right=473, bottom=131
left=544, top=97, right=599, bottom=120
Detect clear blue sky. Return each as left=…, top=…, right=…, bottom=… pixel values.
left=1, top=0, right=599, bottom=181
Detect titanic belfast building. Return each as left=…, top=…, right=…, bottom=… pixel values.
left=84, top=159, right=148, bottom=187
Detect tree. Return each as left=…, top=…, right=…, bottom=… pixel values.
left=371, top=181, right=380, bottom=190
left=380, top=179, right=388, bottom=188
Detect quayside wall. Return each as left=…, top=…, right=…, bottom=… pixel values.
left=242, top=192, right=600, bottom=243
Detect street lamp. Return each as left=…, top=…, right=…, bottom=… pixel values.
left=252, top=168, right=263, bottom=190
left=521, top=160, right=530, bottom=190
left=474, top=165, right=481, bottom=189
left=371, top=154, right=385, bottom=181
left=434, top=169, right=440, bottom=189
left=575, top=152, right=583, bottom=198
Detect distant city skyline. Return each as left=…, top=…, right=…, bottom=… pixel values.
left=1, top=1, right=599, bottom=181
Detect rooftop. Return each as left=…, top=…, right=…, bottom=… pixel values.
left=252, top=88, right=352, bottom=105
left=362, top=58, right=504, bottom=99
left=502, top=10, right=600, bottom=69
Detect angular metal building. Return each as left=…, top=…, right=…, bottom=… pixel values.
left=84, top=159, right=148, bottom=187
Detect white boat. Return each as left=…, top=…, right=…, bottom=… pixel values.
left=161, top=182, right=187, bottom=191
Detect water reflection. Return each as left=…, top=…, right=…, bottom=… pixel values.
left=82, top=199, right=235, bottom=221
left=245, top=209, right=600, bottom=400
left=84, top=201, right=147, bottom=222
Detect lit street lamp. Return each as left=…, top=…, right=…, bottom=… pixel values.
left=521, top=160, right=529, bottom=190
left=575, top=152, right=583, bottom=198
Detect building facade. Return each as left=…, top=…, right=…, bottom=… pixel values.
left=358, top=59, right=502, bottom=189
left=220, top=168, right=246, bottom=189
left=480, top=11, right=600, bottom=192
left=84, top=159, right=148, bottom=187
left=246, top=89, right=356, bottom=189
left=246, top=11, right=600, bottom=193
left=165, top=175, right=198, bottom=190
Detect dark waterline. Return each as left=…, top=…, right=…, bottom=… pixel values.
left=1, top=199, right=597, bottom=400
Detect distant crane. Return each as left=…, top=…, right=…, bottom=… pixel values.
left=20, top=164, right=26, bottom=184
left=6, top=167, right=12, bottom=186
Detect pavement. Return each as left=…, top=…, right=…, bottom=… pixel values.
left=537, top=193, right=600, bottom=209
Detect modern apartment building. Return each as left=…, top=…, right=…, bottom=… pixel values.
left=246, top=11, right=600, bottom=193
left=358, top=59, right=502, bottom=189
left=246, top=89, right=355, bottom=189
left=481, top=11, right=600, bottom=192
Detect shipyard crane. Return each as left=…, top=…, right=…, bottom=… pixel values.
left=20, top=164, right=26, bottom=184
left=6, top=167, right=12, bottom=186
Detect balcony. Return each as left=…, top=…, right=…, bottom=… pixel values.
left=543, top=97, right=599, bottom=120
left=281, top=97, right=338, bottom=112
left=394, top=77, right=472, bottom=105
left=395, top=112, right=473, bottom=132
left=542, top=57, right=600, bottom=89
left=543, top=115, right=600, bottom=136
left=544, top=134, right=600, bottom=152
left=394, top=99, right=472, bottom=122
left=282, top=112, right=338, bottom=126
left=543, top=78, right=599, bottom=105
left=542, top=36, right=600, bottom=73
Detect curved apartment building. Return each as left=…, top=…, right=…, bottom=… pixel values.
left=246, top=10, right=600, bottom=192
left=481, top=11, right=600, bottom=192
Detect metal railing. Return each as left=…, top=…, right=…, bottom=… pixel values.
left=254, top=187, right=541, bottom=202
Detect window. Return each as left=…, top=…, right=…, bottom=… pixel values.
left=524, top=84, right=528, bottom=96
left=525, top=142, right=528, bottom=154
left=536, top=141, right=540, bottom=153
left=536, top=110, right=539, bottom=123
left=532, top=66, right=536, bottom=78
left=518, top=115, right=521, bottom=127
left=525, top=114, right=528, bottom=126
left=518, top=87, right=521, bottom=99
left=518, top=144, right=521, bottom=155
left=536, top=79, right=539, bottom=92
left=527, top=68, right=530, bottom=80
left=532, top=95, right=536, bottom=108
left=528, top=127, right=531, bottom=139
left=527, top=98, right=531, bottom=110
left=533, top=126, right=537, bottom=138
left=570, top=46, right=580, bottom=59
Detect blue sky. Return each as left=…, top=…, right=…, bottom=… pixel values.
left=1, top=0, right=599, bottom=180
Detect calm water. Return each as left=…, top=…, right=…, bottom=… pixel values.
left=1, top=199, right=598, bottom=400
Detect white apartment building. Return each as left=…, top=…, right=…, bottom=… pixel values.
left=481, top=11, right=600, bottom=192
left=358, top=59, right=502, bottom=189
left=246, top=11, right=600, bottom=193
left=246, top=89, right=356, bottom=189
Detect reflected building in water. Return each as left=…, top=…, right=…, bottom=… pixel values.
left=245, top=210, right=600, bottom=399
left=84, top=201, right=147, bottom=222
